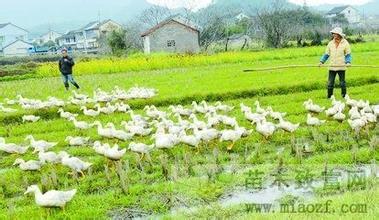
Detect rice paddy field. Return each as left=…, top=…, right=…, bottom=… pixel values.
left=0, top=41, right=378, bottom=219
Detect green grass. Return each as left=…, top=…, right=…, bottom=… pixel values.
left=0, top=42, right=378, bottom=219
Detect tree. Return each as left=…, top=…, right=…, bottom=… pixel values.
left=107, top=30, right=127, bottom=55
left=139, top=6, right=171, bottom=29
left=255, top=2, right=296, bottom=48
left=194, top=6, right=231, bottom=50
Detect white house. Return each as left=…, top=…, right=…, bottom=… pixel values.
left=0, top=22, right=29, bottom=49
left=2, top=39, right=33, bottom=56
left=235, top=13, right=250, bottom=22
left=141, top=16, right=200, bottom=54
left=326, top=5, right=361, bottom=24
left=36, top=30, right=62, bottom=44
left=57, top=19, right=123, bottom=53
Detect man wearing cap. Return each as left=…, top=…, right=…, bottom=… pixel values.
left=59, top=48, right=80, bottom=90
left=319, top=27, right=352, bottom=98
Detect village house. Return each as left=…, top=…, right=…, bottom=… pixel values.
left=235, top=13, right=250, bottom=22
left=1, top=39, right=34, bottom=56
left=57, top=19, right=123, bottom=53
left=35, top=30, right=62, bottom=45
left=0, top=22, right=30, bottom=55
left=326, top=5, right=361, bottom=24
left=141, top=16, right=200, bottom=54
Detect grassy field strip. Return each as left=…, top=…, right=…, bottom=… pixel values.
left=34, top=42, right=379, bottom=77
left=1, top=51, right=378, bottom=99
left=1, top=83, right=377, bottom=172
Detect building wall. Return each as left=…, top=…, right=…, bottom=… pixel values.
left=341, top=7, right=360, bottom=24
left=0, top=24, right=29, bottom=48
left=146, top=21, right=200, bottom=54
left=40, top=31, right=62, bottom=44
left=326, top=7, right=361, bottom=24
left=3, top=40, right=33, bottom=56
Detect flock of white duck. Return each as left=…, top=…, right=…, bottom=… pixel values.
left=1, top=88, right=378, bottom=209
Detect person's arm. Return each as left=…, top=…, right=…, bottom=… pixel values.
left=320, top=43, right=330, bottom=65
left=58, top=59, right=62, bottom=73
left=69, top=57, right=75, bottom=67
left=345, top=43, right=352, bottom=65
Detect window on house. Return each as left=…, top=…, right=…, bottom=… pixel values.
left=167, top=40, right=176, bottom=47
left=0, top=36, right=4, bottom=43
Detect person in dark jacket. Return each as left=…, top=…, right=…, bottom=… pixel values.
left=59, top=48, right=80, bottom=90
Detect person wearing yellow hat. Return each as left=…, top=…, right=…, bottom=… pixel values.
left=319, top=27, right=352, bottom=98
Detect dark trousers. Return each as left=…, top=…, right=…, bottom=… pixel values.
left=327, top=70, right=346, bottom=98
left=61, top=74, right=80, bottom=90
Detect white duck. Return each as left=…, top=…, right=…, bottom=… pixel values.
left=220, top=115, right=238, bottom=127
left=72, top=90, right=89, bottom=100
left=266, top=106, right=286, bottom=120
left=0, top=105, right=17, bottom=113
left=306, top=114, right=326, bottom=126
left=58, top=108, right=78, bottom=119
left=330, top=95, right=344, bottom=107
left=240, top=103, right=251, bottom=113
left=205, top=112, right=221, bottom=127
left=128, top=142, right=155, bottom=154
left=215, top=101, right=234, bottom=112
left=47, top=97, right=65, bottom=107
left=191, top=101, right=207, bottom=114
left=168, top=105, right=192, bottom=116
left=344, top=94, right=358, bottom=108
left=58, top=151, right=92, bottom=175
left=348, top=117, right=368, bottom=133
left=65, top=136, right=90, bottom=146
left=333, top=111, right=346, bottom=122
left=102, top=144, right=126, bottom=160
left=360, top=109, right=377, bottom=123
left=4, top=98, right=17, bottom=105
left=179, top=131, right=201, bottom=148
left=277, top=116, right=300, bottom=133
left=22, top=115, right=40, bottom=123
left=68, top=117, right=92, bottom=130
left=13, top=159, right=42, bottom=171
left=121, top=121, right=152, bottom=136
left=152, top=133, right=178, bottom=149
left=92, top=141, right=110, bottom=155
left=189, top=114, right=207, bottom=129
left=303, top=99, right=325, bottom=113
left=39, top=151, right=60, bottom=164
left=25, top=135, right=58, bottom=153
left=24, top=185, right=76, bottom=208
left=325, top=105, right=339, bottom=117
left=254, top=101, right=266, bottom=114
left=0, top=138, right=28, bottom=154
left=356, top=100, right=369, bottom=109
left=193, top=126, right=219, bottom=143
left=372, top=105, right=379, bottom=117
left=115, top=102, right=131, bottom=113
left=256, top=119, right=276, bottom=139
left=349, top=106, right=361, bottom=120
left=106, top=123, right=133, bottom=141
left=219, top=128, right=245, bottom=150
left=91, top=121, right=113, bottom=138
left=81, top=106, right=100, bottom=117
left=244, top=109, right=267, bottom=125
left=95, top=103, right=117, bottom=115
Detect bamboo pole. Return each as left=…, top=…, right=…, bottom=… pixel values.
left=243, top=65, right=379, bottom=72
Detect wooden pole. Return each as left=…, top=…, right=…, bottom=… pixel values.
left=243, top=65, right=379, bottom=72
